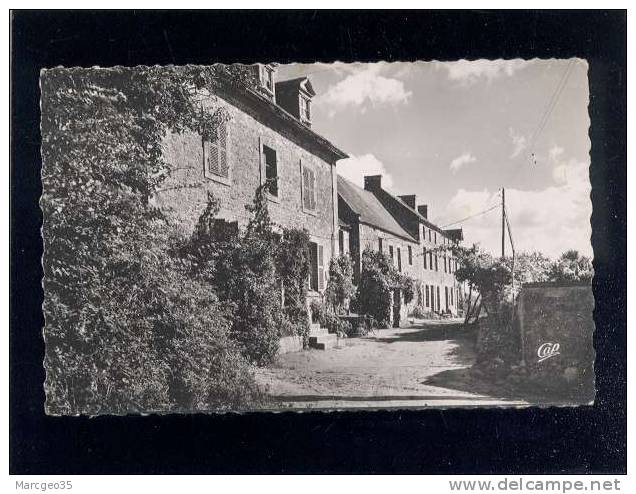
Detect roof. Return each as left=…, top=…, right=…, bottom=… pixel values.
left=275, top=77, right=316, bottom=97
left=337, top=176, right=417, bottom=243
left=213, top=75, right=347, bottom=163
left=443, top=228, right=464, bottom=242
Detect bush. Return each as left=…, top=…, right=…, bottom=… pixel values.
left=325, top=254, right=356, bottom=313
left=41, top=66, right=264, bottom=414
left=213, top=185, right=281, bottom=366
left=276, top=228, right=311, bottom=342
left=310, top=299, right=326, bottom=325
left=409, top=305, right=429, bottom=319
left=356, top=248, right=395, bottom=327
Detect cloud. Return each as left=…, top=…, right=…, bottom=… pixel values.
left=320, top=65, right=412, bottom=114
left=436, top=59, right=528, bottom=86
left=509, top=128, right=528, bottom=159
left=449, top=152, right=477, bottom=174
left=549, top=145, right=565, bottom=162
left=438, top=150, right=591, bottom=258
left=337, top=153, right=394, bottom=190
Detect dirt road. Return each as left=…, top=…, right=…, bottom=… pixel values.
left=255, top=320, right=528, bottom=409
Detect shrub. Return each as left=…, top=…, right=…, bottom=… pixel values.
left=325, top=254, right=356, bottom=314
left=213, top=185, right=281, bottom=366
left=276, top=228, right=311, bottom=342
left=356, top=248, right=396, bottom=328
left=409, top=305, right=429, bottom=319
left=41, top=66, right=264, bottom=414
left=310, top=299, right=326, bottom=325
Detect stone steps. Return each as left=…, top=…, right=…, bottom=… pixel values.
left=308, top=333, right=338, bottom=350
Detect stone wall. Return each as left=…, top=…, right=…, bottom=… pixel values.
left=517, top=282, right=595, bottom=401
left=151, top=90, right=338, bottom=296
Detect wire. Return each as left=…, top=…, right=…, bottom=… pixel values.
left=440, top=204, right=500, bottom=229
left=526, top=59, right=575, bottom=164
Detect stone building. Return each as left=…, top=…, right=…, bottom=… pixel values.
left=151, top=64, right=348, bottom=302
left=362, top=174, right=464, bottom=317
left=338, top=174, right=464, bottom=325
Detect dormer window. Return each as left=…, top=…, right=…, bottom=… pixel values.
left=259, top=64, right=276, bottom=99
left=300, top=95, right=311, bottom=123
left=274, top=76, right=316, bottom=126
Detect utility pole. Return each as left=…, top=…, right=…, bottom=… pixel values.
left=501, top=187, right=506, bottom=258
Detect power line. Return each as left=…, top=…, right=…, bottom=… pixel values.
left=526, top=59, right=575, bottom=164
left=440, top=204, right=500, bottom=229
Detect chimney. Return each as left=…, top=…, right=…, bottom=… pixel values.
left=417, top=205, right=428, bottom=219
left=398, top=195, right=416, bottom=209
left=364, top=175, right=382, bottom=191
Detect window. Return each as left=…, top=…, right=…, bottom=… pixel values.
left=429, top=251, right=433, bottom=270
left=262, top=144, right=278, bottom=197
left=428, top=229, right=432, bottom=242
left=445, top=287, right=449, bottom=311
left=378, top=238, right=383, bottom=252
left=450, top=287, right=454, bottom=306
left=301, top=162, right=316, bottom=211
left=425, top=285, right=430, bottom=307
left=204, top=122, right=230, bottom=183
left=309, top=242, right=325, bottom=291
left=423, top=247, right=427, bottom=269
left=435, top=255, right=438, bottom=272
left=389, top=245, right=394, bottom=261
left=260, top=65, right=275, bottom=94
left=408, top=246, right=413, bottom=265
left=338, top=230, right=344, bottom=254
left=437, top=286, right=441, bottom=311
left=434, top=231, right=437, bottom=244
left=444, top=255, right=447, bottom=273
left=430, top=286, right=434, bottom=309
left=300, top=96, right=311, bottom=122
left=397, top=248, right=402, bottom=272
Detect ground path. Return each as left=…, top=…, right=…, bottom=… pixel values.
left=255, top=320, right=528, bottom=409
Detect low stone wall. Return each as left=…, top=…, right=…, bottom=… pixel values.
left=279, top=335, right=304, bottom=354
left=517, top=282, right=595, bottom=401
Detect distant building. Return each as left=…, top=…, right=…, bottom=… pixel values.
left=152, top=64, right=348, bottom=303
left=338, top=174, right=464, bottom=326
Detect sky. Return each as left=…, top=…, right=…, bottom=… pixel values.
left=277, top=60, right=592, bottom=259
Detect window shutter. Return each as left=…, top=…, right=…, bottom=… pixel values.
left=302, top=165, right=316, bottom=211
left=317, top=244, right=325, bottom=290
left=218, top=123, right=228, bottom=178
left=206, top=123, right=229, bottom=178
left=302, top=166, right=310, bottom=210
left=310, top=168, right=316, bottom=209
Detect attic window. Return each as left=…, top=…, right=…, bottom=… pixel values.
left=260, top=65, right=275, bottom=95
left=300, top=96, right=311, bottom=122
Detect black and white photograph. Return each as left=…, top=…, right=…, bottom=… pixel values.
left=40, top=59, right=595, bottom=414
left=10, top=8, right=626, bottom=478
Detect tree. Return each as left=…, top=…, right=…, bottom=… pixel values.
left=41, top=66, right=262, bottom=414
left=548, top=250, right=593, bottom=283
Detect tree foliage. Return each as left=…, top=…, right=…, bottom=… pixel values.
left=325, top=254, right=356, bottom=314
left=41, top=66, right=262, bottom=414
left=356, top=248, right=415, bottom=327
left=547, top=250, right=593, bottom=283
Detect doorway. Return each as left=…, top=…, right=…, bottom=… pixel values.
left=392, top=289, right=401, bottom=327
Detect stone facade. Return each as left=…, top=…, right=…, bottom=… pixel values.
left=151, top=71, right=346, bottom=300
left=361, top=174, right=463, bottom=317
left=516, top=282, right=595, bottom=401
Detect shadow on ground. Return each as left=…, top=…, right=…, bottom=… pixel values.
left=369, top=322, right=477, bottom=367
left=382, top=323, right=587, bottom=405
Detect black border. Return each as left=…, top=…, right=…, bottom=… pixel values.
left=10, top=10, right=627, bottom=474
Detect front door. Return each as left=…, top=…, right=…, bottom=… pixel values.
left=392, top=289, right=401, bottom=327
